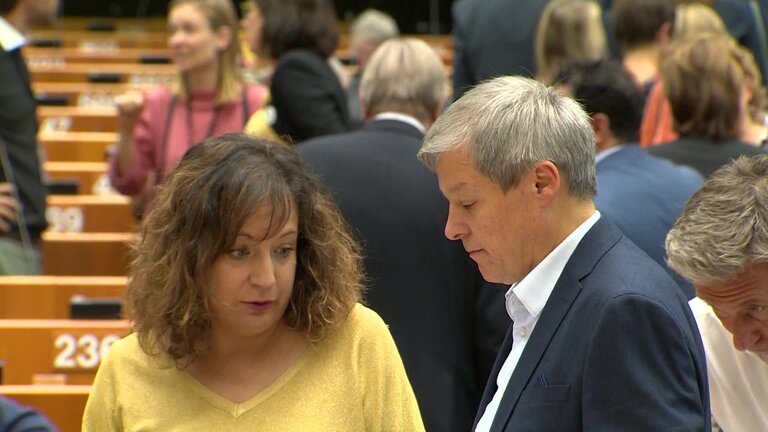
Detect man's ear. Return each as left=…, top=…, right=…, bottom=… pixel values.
left=532, top=160, right=560, bottom=204
left=591, top=113, right=611, bottom=151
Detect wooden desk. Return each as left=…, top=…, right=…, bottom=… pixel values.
left=0, top=385, right=91, bottom=432
left=42, top=232, right=134, bottom=276
left=45, top=161, right=108, bottom=195
left=39, top=106, right=118, bottom=132
left=47, top=195, right=135, bottom=233
left=0, top=319, right=130, bottom=385
left=0, top=276, right=126, bottom=319
left=34, top=82, right=153, bottom=107
left=30, top=63, right=175, bottom=84
left=29, top=29, right=169, bottom=49
left=27, top=47, right=172, bottom=65
left=40, top=131, right=117, bottom=162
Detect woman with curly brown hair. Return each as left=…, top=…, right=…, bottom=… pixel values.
left=82, top=133, right=424, bottom=431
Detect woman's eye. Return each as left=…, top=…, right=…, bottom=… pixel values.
left=229, top=247, right=249, bottom=258
left=274, top=246, right=295, bottom=258
left=462, top=202, right=475, bottom=209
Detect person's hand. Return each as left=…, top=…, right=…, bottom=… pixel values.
left=115, top=90, right=146, bottom=133
left=0, top=183, right=20, bottom=232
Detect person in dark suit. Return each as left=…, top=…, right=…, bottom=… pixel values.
left=242, top=0, right=352, bottom=143
left=559, top=59, right=704, bottom=299
left=648, top=33, right=767, bottom=178
left=451, top=0, right=550, bottom=100
left=0, top=0, right=59, bottom=274
left=0, top=395, right=56, bottom=432
left=418, top=75, right=710, bottom=431
left=299, top=38, right=509, bottom=432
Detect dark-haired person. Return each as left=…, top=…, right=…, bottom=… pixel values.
left=242, top=0, right=353, bottom=143
left=83, top=134, right=423, bottom=431
left=0, top=395, right=56, bottom=431
left=0, top=0, right=58, bottom=274
left=559, top=58, right=703, bottom=299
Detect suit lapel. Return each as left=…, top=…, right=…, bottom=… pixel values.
left=489, top=219, right=622, bottom=431
left=473, top=323, right=515, bottom=428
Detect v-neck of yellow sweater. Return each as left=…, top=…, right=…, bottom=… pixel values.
left=178, top=343, right=317, bottom=417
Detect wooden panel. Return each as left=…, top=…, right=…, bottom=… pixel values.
left=34, top=82, right=153, bottom=107
left=0, top=320, right=130, bottom=385
left=42, top=232, right=134, bottom=276
left=40, top=131, right=117, bottom=162
left=29, top=29, right=170, bottom=49
left=39, top=106, right=118, bottom=132
left=0, top=276, right=126, bottom=319
left=30, top=63, right=175, bottom=84
left=0, top=385, right=90, bottom=432
left=45, top=161, right=109, bottom=195
left=47, top=195, right=135, bottom=233
left=27, top=47, right=172, bottom=65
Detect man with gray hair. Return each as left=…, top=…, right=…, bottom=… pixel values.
left=666, top=154, right=768, bottom=431
left=420, top=75, right=710, bottom=430
left=299, top=38, right=509, bottom=432
left=346, top=8, right=399, bottom=123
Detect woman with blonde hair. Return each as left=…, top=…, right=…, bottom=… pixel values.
left=648, top=34, right=767, bottom=176
left=109, top=0, right=268, bottom=216
left=535, top=0, right=608, bottom=85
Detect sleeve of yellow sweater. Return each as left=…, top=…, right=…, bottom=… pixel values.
left=355, top=305, right=426, bottom=432
left=82, top=337, right=124, bottom=431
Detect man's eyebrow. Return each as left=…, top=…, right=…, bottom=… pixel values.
left=444, top=181, right=467, bottom=195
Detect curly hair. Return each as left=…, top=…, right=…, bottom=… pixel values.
left=666, top=154, right=768, bottom=284
left=127, top=133, right=363, bottom=366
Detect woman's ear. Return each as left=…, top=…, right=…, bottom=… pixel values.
left=216, top=25, right=233, bottom=51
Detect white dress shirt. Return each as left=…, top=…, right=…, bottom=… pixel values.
left=689, top=297, right=768, bottom=431
left=0, top=17, right=25, bottom=51
left=475, top=211, right=600, bottom=432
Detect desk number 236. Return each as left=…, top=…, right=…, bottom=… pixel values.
left=54, top=334, right=121, bottom=369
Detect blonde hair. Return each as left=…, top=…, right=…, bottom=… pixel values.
left=169, top=0, right=243, bottom=104
left=360, top=38, right=447, bottom=123
left=674, top=3, right=726, bottom=39
left=662, top=33, right=764, bottom=139
left=535, top=0, right=607, bottom=85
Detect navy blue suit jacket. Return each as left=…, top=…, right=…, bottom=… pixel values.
left=299, top=119, right=510, bottom=432
left=476, top=218, right=710, bottom=431
left=451, top=0, right=550, bottom=100
left=595, top=145, right=703, bottom=298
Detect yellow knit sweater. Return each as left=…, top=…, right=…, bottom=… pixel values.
left=82, top=304, right=424, bottom=431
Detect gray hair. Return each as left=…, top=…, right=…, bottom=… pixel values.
left=360, top=37, right=447, bottom=121
left=418, top=75, right=596, bottom=198
left=666, top=154, right=768, bottom=284
left=350, top=8, right=399, bottom=44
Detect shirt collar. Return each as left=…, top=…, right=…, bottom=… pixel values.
left=505, top=210, right=601, bottom=320
left=0, top=17, right=26, bottom=51
left=372, top=112, right=426, bottom=134
left=595, top=145, right=626, bottom=164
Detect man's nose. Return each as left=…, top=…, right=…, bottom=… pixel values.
left=444, top=208, right=468, bottom=241
left=732, top=316, right=762, bottom=351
